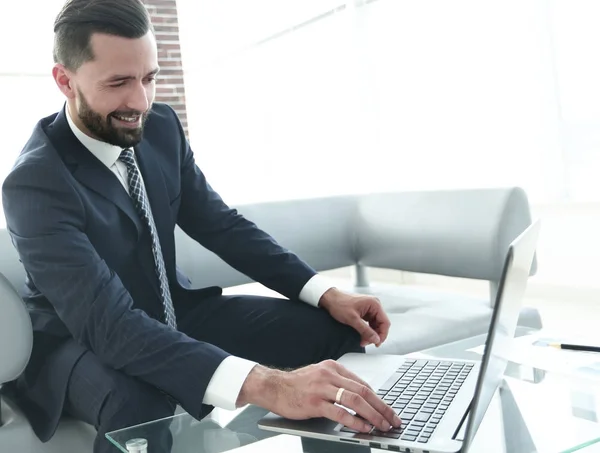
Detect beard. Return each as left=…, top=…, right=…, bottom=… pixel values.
left=76, top=89, right=150, bottom=148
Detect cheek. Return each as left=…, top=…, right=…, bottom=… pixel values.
left=88, top=94, right=120, bottom=117
left=146, top=84, right=156, bottom=104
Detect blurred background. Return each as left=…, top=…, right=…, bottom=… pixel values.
left=2, top=0, right=599, bottom=332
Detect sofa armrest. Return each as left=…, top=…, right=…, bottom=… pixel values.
left=354, top=187, right=536, bottom=285
left=0, top=273, right=32, bottom=388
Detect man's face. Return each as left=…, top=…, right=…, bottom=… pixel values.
left=62, top=31, right=159, bottom=148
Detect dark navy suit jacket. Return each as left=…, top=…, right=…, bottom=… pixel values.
left=2, top=103, right=316, bottom=441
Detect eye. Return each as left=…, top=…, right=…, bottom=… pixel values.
left=110, top=81, right=127, bottom=88
left=144, top=77, right=156, bottom=84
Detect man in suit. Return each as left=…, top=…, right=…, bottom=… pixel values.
left=2, top=1, right=401, bottom=451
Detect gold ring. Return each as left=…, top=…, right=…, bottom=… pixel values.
left=335, top=387, right=345, bottom=405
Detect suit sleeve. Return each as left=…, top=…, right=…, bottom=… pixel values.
left=2, top=162, right=228, bottom=419
left=170, top=112, right=318, bottom=300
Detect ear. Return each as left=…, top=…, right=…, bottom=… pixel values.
left=52, top=64, right=76, bottom=100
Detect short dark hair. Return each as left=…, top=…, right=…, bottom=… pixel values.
left=53, top=0, right=153, bottom=71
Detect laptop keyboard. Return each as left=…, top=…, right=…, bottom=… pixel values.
left=340, top=359, right=474, bottom=444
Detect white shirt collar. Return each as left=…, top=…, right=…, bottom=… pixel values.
left=65, top=105, right=124, bottom=169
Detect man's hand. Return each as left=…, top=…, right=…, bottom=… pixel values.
left=319, top=288, right=391, bottom=348
left=237, top=361, right=401, bottom=433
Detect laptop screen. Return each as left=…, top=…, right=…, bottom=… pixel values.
left=461, top=220, right=540, bottom=450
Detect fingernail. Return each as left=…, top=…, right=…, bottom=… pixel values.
left=393, top=415, right=402, bottom=427
left=371, top=334, right=381, bottom=343
left=363, top=424, right=372, bottom=433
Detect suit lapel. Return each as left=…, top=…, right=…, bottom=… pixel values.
left=46, top=108, right=143, bottom=237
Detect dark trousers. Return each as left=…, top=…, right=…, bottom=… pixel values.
left=63, top=295, right=363, bottom=453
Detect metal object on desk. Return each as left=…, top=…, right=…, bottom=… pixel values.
left=125, top=437, right=148, bottom=453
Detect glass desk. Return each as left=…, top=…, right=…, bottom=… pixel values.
left=107, top=329, right=600, bottom=453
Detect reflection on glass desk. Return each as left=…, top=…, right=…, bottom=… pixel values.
left=107, top=328, right=600, bottom=453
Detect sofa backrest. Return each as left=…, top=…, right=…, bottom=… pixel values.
left=173, top=195, right=359, bottom=288
left=354, top=187, right=535, bottom=282
left=175, top=187, right=535, bottom=288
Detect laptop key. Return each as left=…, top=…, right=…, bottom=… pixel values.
left=414, top=412, right=431, bottom=423
left=379, top=372, right=405, bottom=392
left=401, top=434, right=417, bottom=442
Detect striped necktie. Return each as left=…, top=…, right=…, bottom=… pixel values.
left=119, top=148, right=177, bottom=329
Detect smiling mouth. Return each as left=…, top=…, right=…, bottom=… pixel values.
left=111, top=114, right=143, bottom=128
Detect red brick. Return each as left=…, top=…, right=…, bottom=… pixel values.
left=153, top=23, right=179, bottom=32
left=144, top=0, right=188, bottom=136
left=157, top=68, right=184, bottom=77
left=158, top=77, right=184, bottom=86
left=156, top=42, right=181, bottom=51
left=150, top=15, right=178, bottom=25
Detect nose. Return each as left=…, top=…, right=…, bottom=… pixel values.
left=126, top=80, right=150, bottom=113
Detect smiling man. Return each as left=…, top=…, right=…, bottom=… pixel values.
left=2, top=1, right=399, bottom=452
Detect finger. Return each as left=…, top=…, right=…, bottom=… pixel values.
left=335, top=386, right=398, bottom=432
left=334, top=378, right=401, bottom=429
left=370, top=308, right=391, bottom=346
left=362, top=301, right=391, bottom=347
left=349, top=315, right=380, bottom=346
left=321, top=399, right=372, bottom=433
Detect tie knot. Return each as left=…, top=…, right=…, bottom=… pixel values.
left=119, top=148, right=135, bottom=166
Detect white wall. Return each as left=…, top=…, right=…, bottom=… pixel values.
left=178, top=0, right=567, bottom=205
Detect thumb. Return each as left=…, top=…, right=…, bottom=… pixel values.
left=349, top=315, right=380, bottom=345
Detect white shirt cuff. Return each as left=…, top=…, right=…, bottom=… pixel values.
left=298, top=274, right=335, bottom=307
left=203, top=356, right=257, bottom=410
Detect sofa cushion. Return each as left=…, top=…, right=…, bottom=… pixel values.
left=0, top=397, right=96, bottom=453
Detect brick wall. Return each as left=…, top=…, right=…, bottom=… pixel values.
left=143, top=0, right=188, bottom=136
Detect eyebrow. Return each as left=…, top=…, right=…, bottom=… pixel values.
left=105, top=68, right=160, bottom=83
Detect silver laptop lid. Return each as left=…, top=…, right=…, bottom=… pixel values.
left=461, top=220, right=541, bottom=451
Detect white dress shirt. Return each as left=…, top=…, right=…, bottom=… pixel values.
left=65, top=108, right=334, bottom=409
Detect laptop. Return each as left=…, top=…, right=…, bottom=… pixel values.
left=259, top=220, right=540, bottom=453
